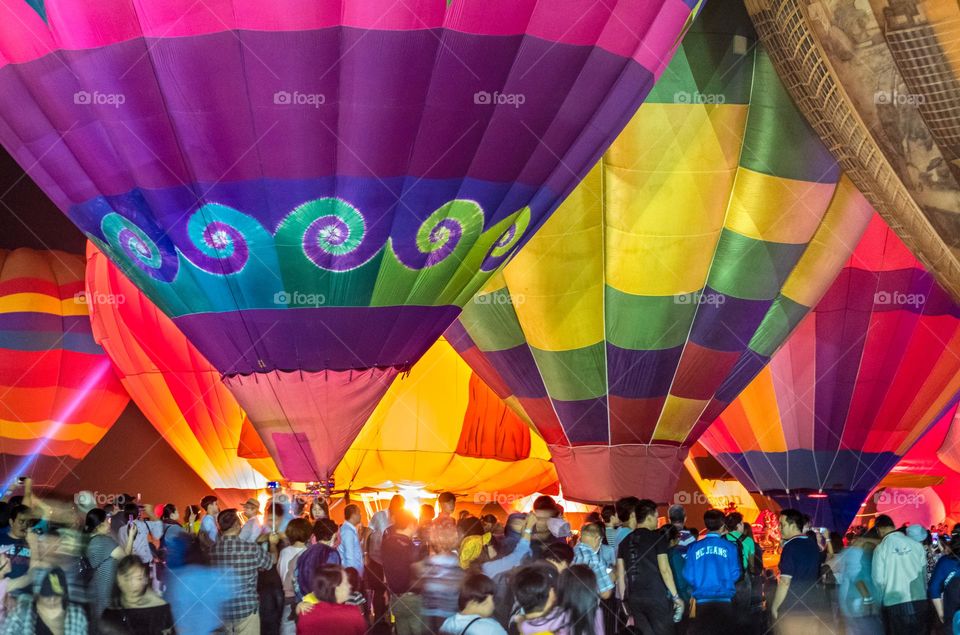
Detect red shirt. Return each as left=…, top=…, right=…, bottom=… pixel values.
left=296, top=602, right=366, bottom=635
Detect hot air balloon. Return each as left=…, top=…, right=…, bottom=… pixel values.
left=446, top=2, right=875, bottom=503
left=879, top=404, right=960, bottom=527
left=700, top=215, right=960, bottom=531
left=742, top=0, right=960, bottom=302
left=89, top=241, right=553, bottom=496
left=336, top=337, right=558, bottom=496
left=0, top=248, right=129, bottom=490
left=85, top=243, right=280, bottom=493
left=0, top=0, right=701, bottom=482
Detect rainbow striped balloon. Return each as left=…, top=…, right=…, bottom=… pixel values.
left=0, top=249, right=128, bottom=490
left=447, top=2, right=875, bottom=503
left=85, top=243, right=280, bottom=493
left=700, top=214, right=960, bottom=530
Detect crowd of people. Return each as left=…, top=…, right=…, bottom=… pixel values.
left=1, top=481, right=959, bottom=634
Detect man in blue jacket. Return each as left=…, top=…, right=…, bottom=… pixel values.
left=683, top=509, right=741, bottom=635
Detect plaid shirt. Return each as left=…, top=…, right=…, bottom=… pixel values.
left=573, top=542, right=615, bottom=594
left=210, top=535, right=274, bottom=621
left=4, top=597, right=88, bottom=635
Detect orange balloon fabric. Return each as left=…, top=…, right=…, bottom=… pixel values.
left=85, top=243, right=280, bottom=490
left=0, top=248, right=128, bottom=489
left=336, top=338, right=558, bottom=495
left=456, top=373, right=533, bottom=462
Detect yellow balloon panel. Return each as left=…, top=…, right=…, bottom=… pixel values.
left=336, top=338, right=557, bottom=495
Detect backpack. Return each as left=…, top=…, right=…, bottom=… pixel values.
left=294, top=542, right=341, bottom=601
left=731, top=534, right=752, bottom=611
left=77, top=553, right=95, bottom=585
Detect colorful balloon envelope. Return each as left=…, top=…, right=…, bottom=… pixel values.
left=0, top=0, right=701, bottom=481
left=85, top=243, right=281, bottom=492
left=743, top=0, right=960, bottom=302
left=446, top=2, right=875, bottom=503
left=883, top=404, right=960, bottom=526
left=700, top=215, right=960, bottom=531
left=0, top=248, right=128, bottom=490
left=337, top=337, right=558, bottom=496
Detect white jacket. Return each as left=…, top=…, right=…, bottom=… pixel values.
left=872, top=530, right=927, bottom=606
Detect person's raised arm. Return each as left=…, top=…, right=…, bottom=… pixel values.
left=481, top=514, right=536, bottom=579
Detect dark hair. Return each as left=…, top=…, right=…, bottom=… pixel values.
left=580, top=522, right=603, bottom=540
left=270, top=503, right=285, bottom=518
left=9, top=504, right=29, bottom=523
left=392, top=511, right=417, bottom=532
left=200, top=495, right=218, bottom=512
left=779, top=508, right=805, bottom=531
left=600, top=504, right=616, bottom=524
left=724, top=512, right=744, bottom=531
left=533, top=496, right=557, bottom=515
left=438, top=492, right=457, bottom=508
left=285, top=518, right=313, bottom=544
left=185, top=505, right=201, bottom=521
left=313, top=518, right=339, bottom=543
left=344, top=567, right=363, bottom=595
left=513, top=564, right=557, bottom=614
left=668, top=504, right=686, bottom=524
left=703, top=509, right=725, bottom=532
left=161, top=504, right=177, bottom=521
left=874, top=514, right=896, bottom=530
left=343, top=504, right=360, bottom=522
left=615, top=497, right=641, bottom=524
left=635, top=499, right=658, bottom=524
left=543, top=541, right=574, bottom=566
left=421, top=504, right=436, bottom=522
left=459, top=573, right=496, bottom=610
left=311, top=565, right=345, bottom=603
left=84, top=508, right=108, bottom=534
left=559, top=565, right=600, bottom=635
left=123, top=503, right=139, bottom=520
left=310, top=498, right=329, bottom=520
left=388, top=495, right=406, bottom=519
left=111, top=556, right=149, bottom=606
left=459, top=515, right=484, bottom=538
left=37, top=567, right=70, bottom=610
left=664, top=524, right=679, bottom=543
left=217, top=509, right=241, bottom=533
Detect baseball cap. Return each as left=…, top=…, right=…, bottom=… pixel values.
left=38, top=568, right=68, bottom=599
